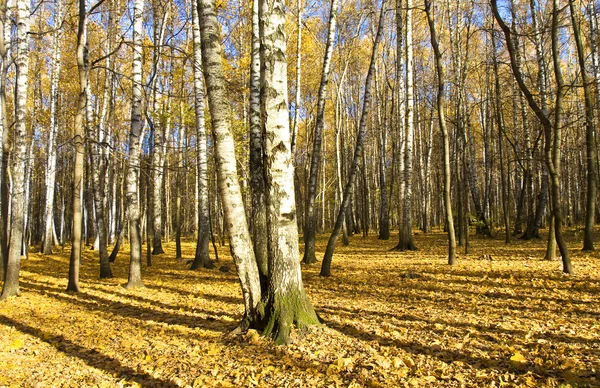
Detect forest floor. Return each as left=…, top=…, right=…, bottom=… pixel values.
left=0, top=229, right=599, bottom=387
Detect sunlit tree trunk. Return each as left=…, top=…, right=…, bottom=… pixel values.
left=302, top=0, right=340, bottom=264
left=425, top=0, right=456, bottom=265
left=42, top=0, right=62, bottom=256
left=125, top=0, right=145, bottom=289
left=198, top=0, right=261, bottom=326
left=190, top=0, right=212, bottom=269
left=1, top=0, right=30, bottom=298
left=396, top=0, right=416, bottom=250
left=258, top=0, right=319, bottom=344
left=321, top=0, right=386, bottom=276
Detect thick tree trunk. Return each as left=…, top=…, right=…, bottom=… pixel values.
left=425, top=0, right=456, bottom=265
left=303, top=0, right=340, bottom=264
left=258, top=0, right=319, bottom=344
left=198, top=0, right=261, bottom=325
left=321, top=0, right=386, bottom=276
left=190, top=0, right=212, bottom=270
left=125, top=0, right=145, bottom=289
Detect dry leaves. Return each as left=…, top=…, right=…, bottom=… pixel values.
left=0, top=230, right=599, bottom=387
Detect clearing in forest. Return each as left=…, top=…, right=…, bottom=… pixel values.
left=0, top=231, right=599, bottom=387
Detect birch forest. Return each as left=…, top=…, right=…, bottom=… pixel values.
left=0, top=0, right=599, bottom=386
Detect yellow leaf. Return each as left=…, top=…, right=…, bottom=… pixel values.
left=10, top=339, right=24, bottom=350
left=510, top=351, right=526, bottom=363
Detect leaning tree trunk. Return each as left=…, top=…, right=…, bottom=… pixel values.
left=190, top=0, right=212, bottom=270
left=569, top=0, right=595, bottom=251
left=302, top=0, right=340, bottom=264
left=198, top=0, right=262, bottom=326
left=425, top=0, right=456, bottom=265
left=491, top=0, right=572, bottom=274
left=321, top=0, right=386, bottom=277
left=67, top=0, right=89, bottom=293
left=258, top=0, right=319, bottom=344
left=42, top=0, right=62, bottom=255
left=249, top=0, right=268, bottom=284
left=1, top=0, right=29, bottom=299
left=125, top=0, right=145, bottom=289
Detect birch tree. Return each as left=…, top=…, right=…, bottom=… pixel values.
left=125, top=0, right=145, bottom=289
left=303, top=0, right=340, bottom=264
left=197, top=0, right=262, bottom=325
left=190, top=0, right=212, bottom=269
left=0, top=0, right=29, bottom=298
left=258, top=0, right=319, bottom=344
left=320, top=0, right=387, bottom=276
left=42, top=0, right=62, bottom=255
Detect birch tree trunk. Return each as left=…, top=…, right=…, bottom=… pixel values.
left=0, top=0, right=10, bottom=279
left=197, top=0, right=261, bottom=326
left=249, top=0, right=268, bottom=284
left=66, top=0, right=88, bottom=293
left=190, top=0, right=212, bottom=269
left=303, top=0, right=340, bottom=264
left=396, top=0, right=416, bottom=250
left=42, top=0, right=62, bottom=255
left=258, top=0, right=319, bottom=344
left=1, top=0, right=30, bottom=298
left=125, top=0, right=145, bottom=289
left=320, top=0, right=386, bottom=276
left=149, top=1, right=167, bottom=256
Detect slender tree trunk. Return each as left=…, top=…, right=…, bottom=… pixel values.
left=303, top=0, right=340, bottom=264
left=0, top=0, right=9, bottom=279
left=491, top=30, right=510, bottom=243
left=149, top=1, right=167, bottom=256
left=396, top=0, right=416, bottom=250
left=249, top=0, right=268, bottom=284
left=66, top=0, right=88, bottom=293
left=425, top=0, right=456, bottom=265
left=569, top=0, right=595, bottom=251
left=321, top=0, right=386, bottom=276
left=191, top=0, right=212, bottom=269
left=42, top=0, right=62, bottom=255
left=125, top=0, right=145, bottom=289
left=198, top=0, right=261, bottom=326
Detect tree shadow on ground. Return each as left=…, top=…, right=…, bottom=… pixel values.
left=20, top=280, right=234, bottom=333
left=0, top=314, right=180, bottom=387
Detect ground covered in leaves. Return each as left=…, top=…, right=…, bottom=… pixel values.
left=0, top=229, right=599, bottom=387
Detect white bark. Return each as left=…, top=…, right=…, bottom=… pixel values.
left=125, top=0, right=145, bottom=289
left=198, top=0, right=261, bottom=323
left=1, top=0, right=29, bottom=298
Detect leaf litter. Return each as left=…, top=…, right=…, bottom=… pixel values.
left=0, top=230, right=599, bottom=387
